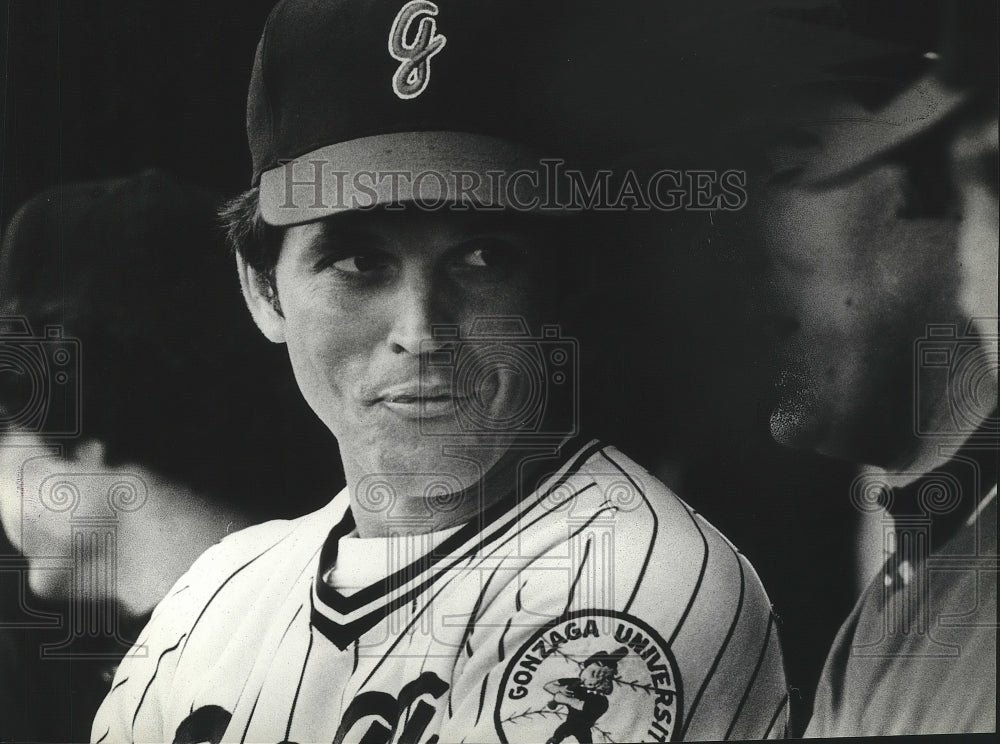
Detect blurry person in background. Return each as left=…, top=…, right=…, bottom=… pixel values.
left=757, top=79, right=976, bottom=474
left=0, top=170, right=339, bottom=743
left=566, top=5, right=927, bottom=730
left=751, top=1, right=997, bottom=734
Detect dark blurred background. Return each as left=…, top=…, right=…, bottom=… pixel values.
left=0, top=0, right=956, bottom=738
left=1, top=1, right=281, bottom=218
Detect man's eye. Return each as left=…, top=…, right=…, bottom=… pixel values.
left=329, top=254, right=388, bottom=274
left=461, top=248, right=494, bottom=267
left=456, top=239, right=528, bottom=270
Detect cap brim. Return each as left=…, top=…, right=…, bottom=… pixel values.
left=258, top=131, right=551, bottom=226
left=803, top=73, right=968, bottom=185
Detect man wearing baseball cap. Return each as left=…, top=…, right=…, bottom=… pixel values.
left=748, top=1, right=997, bottom=734
left=804, top=9, right=997, bottom=735
left=93, top=1, right=788, bottom=742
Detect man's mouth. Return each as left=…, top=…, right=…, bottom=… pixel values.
left=368, top=384, right=467, bottom=419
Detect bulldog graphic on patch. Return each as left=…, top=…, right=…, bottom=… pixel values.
left=496, top=611, right=682, bottom=743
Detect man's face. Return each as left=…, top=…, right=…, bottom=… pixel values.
left=755, top=113, right=965, bottom=468
left=580, top=662, right=614, bottom=690
left=267, top=209, right=559, bottom=485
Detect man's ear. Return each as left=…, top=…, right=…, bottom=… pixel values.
left=235, top=253, right=286, bottom=343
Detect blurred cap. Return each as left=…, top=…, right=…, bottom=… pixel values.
left=800, top=72, right=968, bottom=183
left=799, top=0, right=999, bottom=184
left=0, top=170, right=237, bottom=330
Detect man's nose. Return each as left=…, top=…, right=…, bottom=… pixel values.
left=386, top=273, right=453, bottom=355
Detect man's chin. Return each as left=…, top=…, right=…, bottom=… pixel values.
left=768, top=405, right=821, bottom=451
left=770, top=403, right=915, bottom=469
left=360, top=433, right=510, bottom=481
left=768, top=366, right=824, bottom=449
left=768, top=387, right=851, bottom=459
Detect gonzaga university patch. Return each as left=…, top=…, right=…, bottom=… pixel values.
left=495, top=610, right=682, bottom=743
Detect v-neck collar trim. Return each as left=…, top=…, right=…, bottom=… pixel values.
left=310, top=435, right=602, bottom=649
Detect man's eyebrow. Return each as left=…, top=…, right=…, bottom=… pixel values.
left=304, top=220, right=376, bottom=254
left=458, top=214, right=531, bottom=232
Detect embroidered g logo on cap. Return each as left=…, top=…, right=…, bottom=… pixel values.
left=389, top=0, right=447, bottom=100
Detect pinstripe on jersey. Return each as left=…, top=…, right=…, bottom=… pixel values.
left=92, top=440, right=788, bottom=743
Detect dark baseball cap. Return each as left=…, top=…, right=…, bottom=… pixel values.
left=248, top=0, right=577, bottom=225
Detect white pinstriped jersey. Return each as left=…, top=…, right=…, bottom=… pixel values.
left=92, top=440, right=788, bottom=743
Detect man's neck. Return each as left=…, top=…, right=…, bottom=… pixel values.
left=886, top=386, right=998, bottom=482
left=344, top=446, right=524, bottom=538
left=881, top=405, right=999, bottom=526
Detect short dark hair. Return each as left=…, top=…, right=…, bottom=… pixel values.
left=219, top=186, right=286, bottom=305
left=0, top=171, right=339, bottom=519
